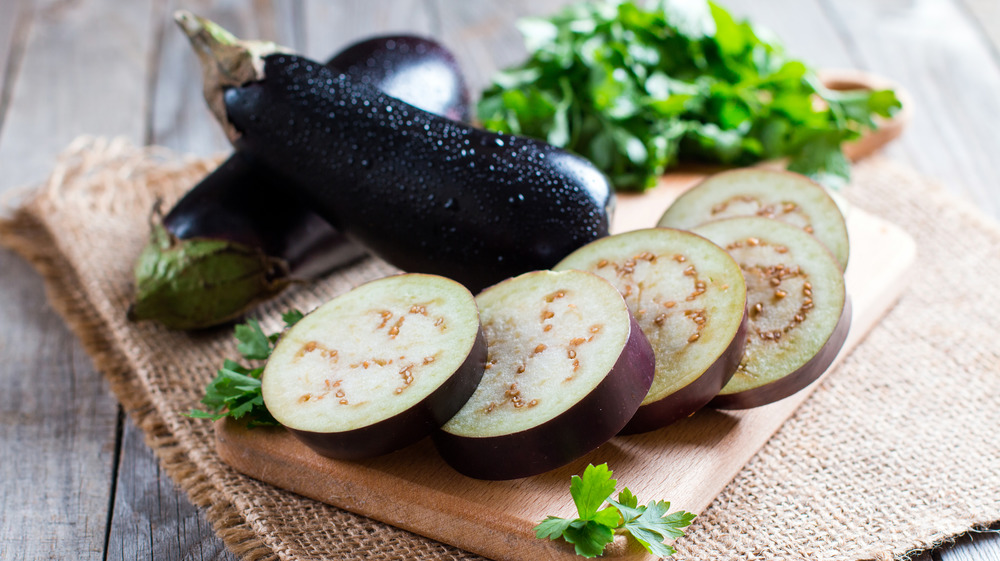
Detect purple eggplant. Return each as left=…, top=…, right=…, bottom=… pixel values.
left=174, top=14, right=615, bottom=294
left=129, top=34, right=471, bottom=330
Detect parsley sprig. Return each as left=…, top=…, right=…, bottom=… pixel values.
left=187, top=310, right=304, bottom=426
left=536, top=463, right=695, bottom=558
left=479, top=0, right=901, bottom=191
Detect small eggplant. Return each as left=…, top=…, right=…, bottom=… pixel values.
left=175, top=13, right=615, bottom=294
left=129, top=33, right=471, bottom=330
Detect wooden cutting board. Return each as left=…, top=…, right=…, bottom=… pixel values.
left=216, top=168, right=916, bottom=561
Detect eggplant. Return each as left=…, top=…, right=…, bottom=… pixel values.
left=175, top=13, right=615, bottom=294
left=434, top=270, right=654, bottom=480
left=262, top=274, right=486, bottom=459
left=129, top=32, right=471, bottom=330
left=658, top=168, right=850, bottom=270
left=554, top=228, right=749, bottom=433
left=690, top=217, right=851, bottom=409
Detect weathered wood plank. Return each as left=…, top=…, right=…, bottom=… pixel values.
left=300, top=0, right=437, bottom=62
left=0, top=0, right=155, bottom=559
left=940, top=532, right=1000, bottom=561
left=148, top=0, right=302, bottom=157
left=720, top=4, right=1000, bottom=559
left=0, top=0, right=30, bottom=132
left=0, top=0, right=156, bottom=193
left=714, top=0, right=915, bottom=175
left=0, top=251, right=120, bottom=561
left=818, top=0, right=1000, bottom=220
left=961, top=0, right=1000, bottom=62
left=105, top=416, right=239, bottom=561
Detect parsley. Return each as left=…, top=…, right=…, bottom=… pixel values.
left=479, top=0, right=901, bottom=191
left=535, top=463, right=695, bottom=558
left=187, top=311, right=303, bottom=426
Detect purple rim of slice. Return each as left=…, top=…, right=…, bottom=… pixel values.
left=433, top=310, right=654, bottom=480
left=709, top=295, right=852, bottom=410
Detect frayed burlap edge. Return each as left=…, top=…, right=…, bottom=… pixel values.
left=0, top=193, right=276, bottom=561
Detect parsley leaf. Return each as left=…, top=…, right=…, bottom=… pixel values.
left=535, top=463, right=695, bottom=558
left=281, top=309, right=304, bottom=328
left=188, top=310, right=302, bottom=427
left=235, top=319, right=271, bottom=360
left=571, top=463, right=619, bottom=519
left=479, top=0, right=901, bottom=191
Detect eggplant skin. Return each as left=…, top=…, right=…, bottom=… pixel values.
left=286, top=327, right=488, bottom=460
left=620, top=303, right=749, bottom=434
left=164, top=152, right=363, bottom=277
left=432, top=313, right=654, bottom=480
left=710, top=296, right=852, bottom=410
left=224, top=54, right=614, bottom=293
left=329, top=35, right=470, bottom=123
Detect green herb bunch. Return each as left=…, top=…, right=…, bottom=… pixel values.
left=478, top=0, right=901, bottom=191
left=536, top=463, right=695, bottom=557
left=188, top=310, right=303, bottom=426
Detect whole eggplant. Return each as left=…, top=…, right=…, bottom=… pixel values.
left=129, top=34, right=471, bottom=330
left=176, top=13, right=615, bottom=294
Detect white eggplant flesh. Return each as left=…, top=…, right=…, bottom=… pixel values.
left=658, top=168, right=850, bottom=270
left=691, top=217, right=850, bottom=409
left=262, top=273, right=486, bottom=459
left=434, top=270, right=654, bottom=480
left=555, top=228, right=748, bottom=433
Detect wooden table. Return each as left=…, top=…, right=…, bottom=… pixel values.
left=1, top=1, right=997, bottom=559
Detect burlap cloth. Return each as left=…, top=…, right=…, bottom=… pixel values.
left=1, top=136, right=998, bottom=560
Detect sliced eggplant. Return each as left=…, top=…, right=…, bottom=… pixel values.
left=658, top=168, right=850, bottom=270
left=434, top=270, right=654, bottom=480
left=261, top=274, right=486, bottom=459
left=691, top=217, right=850, bottom=409
left=554, top=228, right=748, bottom=433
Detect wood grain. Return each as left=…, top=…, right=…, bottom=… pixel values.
left=216, top=172, right=917, bottom=561
left=103, top=2, right=298, bottom=559
left=0, top=0, right=154, bottom=560
left=301, top=0, right=437, bottom=61
left=106, top=416, right=239, bottom=561
left=962, top=0, right=1000, bottom=62
left=941, top=531, right=1000, bottom=561
left=148, top=0, right=300, bottom=157
left=0, top=0, right=30, bottom=132
left=820, top=0, right=1000, bottom=220
left=429, top=0, right=576, bottom=99
left=0, top=252, right=120, bottom=561
left=0, top=0, right=155, bottom=193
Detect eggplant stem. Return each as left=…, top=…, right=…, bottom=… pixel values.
left=173, top=10, right=290, bottom=143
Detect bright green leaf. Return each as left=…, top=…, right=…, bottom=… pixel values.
left=571, top=463, right=618, bottom=519
left=563, top=519, right=616, bottom=558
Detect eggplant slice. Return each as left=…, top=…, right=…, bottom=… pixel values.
left=262, top=274, right=486, bottom=459
left=691, top=217, right=850, bottom=409
left=555, top=228, right=748, bottom=433
left=435, top=270, right=654, bottom=480
left=658, top=168, right=850, bottom=270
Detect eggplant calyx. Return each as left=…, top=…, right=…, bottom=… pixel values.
left=129, top=223, right=291, bottom=330
left=173, top=10, right=290, bottom=143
